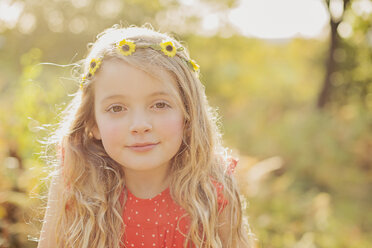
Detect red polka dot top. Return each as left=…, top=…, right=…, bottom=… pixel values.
left=120, top=158, right=238, bottom=248
left=60, top=146, right=238, bottom=247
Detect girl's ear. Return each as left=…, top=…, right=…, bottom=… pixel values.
left=92, top=126, right=101, bottom=140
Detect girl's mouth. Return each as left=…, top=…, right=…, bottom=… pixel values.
left=127, top=142, right=159, bottom=152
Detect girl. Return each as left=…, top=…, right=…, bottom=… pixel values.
left=38, top=24, right=253, bottom=248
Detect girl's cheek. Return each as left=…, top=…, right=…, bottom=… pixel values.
left=99, top=119, right=126, bottom=139
left=159, top=114, right=184, bottom=134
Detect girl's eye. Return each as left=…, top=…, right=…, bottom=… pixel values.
left=154, top=102, right=170, bottom=109
left=108, top=105, right=125, bottom=113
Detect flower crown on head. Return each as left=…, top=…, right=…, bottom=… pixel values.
left=80, top=38, right=200, bottom=89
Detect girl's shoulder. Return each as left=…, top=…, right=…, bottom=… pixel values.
left=212, top=157, right=238, bottom=185
left=211, top=157, right=239, bottom=212
left=226, top=157, right=238, bottom=175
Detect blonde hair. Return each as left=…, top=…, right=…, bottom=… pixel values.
left=47, top=24, right=252, bottom=248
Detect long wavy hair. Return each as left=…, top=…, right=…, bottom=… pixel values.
left=46, top=24, right=253, bottom=248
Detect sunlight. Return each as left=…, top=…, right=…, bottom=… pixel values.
left=0, top=0, right=24, bottom=30
left=227, top=0, right=329, bottom=39
left=352, top=0, right=372, bottom=17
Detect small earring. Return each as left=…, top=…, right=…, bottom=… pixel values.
left=88, top=131, right=94, bottom=139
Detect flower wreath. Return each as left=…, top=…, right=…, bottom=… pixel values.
left=80, top=39, right=200, bottom=89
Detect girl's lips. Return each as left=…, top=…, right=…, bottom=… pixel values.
left=127, top=143, right=159, bottom=152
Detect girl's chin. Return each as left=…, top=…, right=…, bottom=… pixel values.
left=118, top=159, right=169, bottom=171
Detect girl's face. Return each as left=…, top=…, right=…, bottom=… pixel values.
left=92, top=59, right=184, bottom=173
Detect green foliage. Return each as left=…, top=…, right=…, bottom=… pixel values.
left=185, top=34, right=371, bottom=247
left=232, top=106, right=371, bottom=248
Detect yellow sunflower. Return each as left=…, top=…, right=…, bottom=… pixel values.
left=189, top=59, right=200, bottom=72
left=160, top=41, right=177, bottom=57
left=88, top=58, right=102, bottom=76
left=80, top=75, right=86, bottom=90
left=116, top=39, right=136, bottom=56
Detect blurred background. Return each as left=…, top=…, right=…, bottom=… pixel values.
left=0, top=0, right=371, bottom=247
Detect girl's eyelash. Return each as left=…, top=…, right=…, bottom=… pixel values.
left=106, top=105, right=125, bottom=113
left=106, top=101, right=171, bottom=113
left=153, top=101, right=171, bottom=109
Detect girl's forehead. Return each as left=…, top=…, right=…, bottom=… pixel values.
left=93, top=59, right=181, bottom=102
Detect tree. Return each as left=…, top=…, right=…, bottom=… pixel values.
left=317, top=0, right=351, bottom=109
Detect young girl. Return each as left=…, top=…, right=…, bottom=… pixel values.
left=38, top=24, right=253, bottom=248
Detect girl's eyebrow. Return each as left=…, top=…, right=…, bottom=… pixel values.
left=101, top=91, right=172, bottom=103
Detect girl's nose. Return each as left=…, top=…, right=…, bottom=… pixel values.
left=129, top=112, right=152, bottom=134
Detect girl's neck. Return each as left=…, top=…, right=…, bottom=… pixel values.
left=124, top=165, right=171, bottom=199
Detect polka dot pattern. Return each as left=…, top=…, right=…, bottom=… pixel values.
left=121, top=187, right=191, bottom=247
left=119, top=159, right=238, bottom=248
left=120, top=184, right=228, bottom=248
